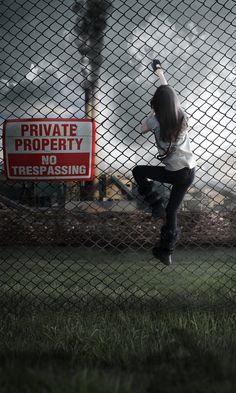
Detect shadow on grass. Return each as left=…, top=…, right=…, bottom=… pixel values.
left=0, top=327, right=236, bottom=393
left=146, top=327, right=236, bottom=392
left=0, top=291, right=235, bottom=315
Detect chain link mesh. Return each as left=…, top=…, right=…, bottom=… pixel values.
left=0, top=0, right=235, bottom=311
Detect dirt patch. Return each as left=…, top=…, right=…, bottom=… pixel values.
left=0, top=202, right=235, bottom=248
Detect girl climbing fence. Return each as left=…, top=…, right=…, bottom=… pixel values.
left=133, top=60, right=196, bottom=265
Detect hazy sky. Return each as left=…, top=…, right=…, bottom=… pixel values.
left=0, top=0, right=235, bottom=194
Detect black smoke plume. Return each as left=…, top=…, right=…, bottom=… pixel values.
left=73, top=0, right=112, bottom=92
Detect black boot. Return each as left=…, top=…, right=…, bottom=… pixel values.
left=136, top=182, right=153, bottom=210
left=137, top=181, right=152, bottom=195
left=137, top=183, right=166, bottom=219
left=152, top=247, right=172, bottom=265
left=144, top=192, right=166, bottom=219
left=152, top=225, right=180, bottom=265
left=151, top=198, right=166, bottom=219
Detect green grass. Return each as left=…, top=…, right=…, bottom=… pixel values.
left=0, top=245, right=235, bottom=310
left=0, top=246, right=235, bottom=392
left=0, top=310, right=236, bottom=392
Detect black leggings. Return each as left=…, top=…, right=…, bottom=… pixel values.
left=132, top=165, right=195, bottom=231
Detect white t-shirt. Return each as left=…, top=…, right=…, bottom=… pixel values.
left=146, top=114, right=197, bottom=171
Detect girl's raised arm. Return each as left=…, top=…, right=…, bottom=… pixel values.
left=140, top=60, right=167, bottom=134
left=152, top=60, right=168, bottom=85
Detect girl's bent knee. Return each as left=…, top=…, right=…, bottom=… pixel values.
left=132, top=166, right=139, bottom=177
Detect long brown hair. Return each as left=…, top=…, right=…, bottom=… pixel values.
left=150, top=85, right=184, bottom=143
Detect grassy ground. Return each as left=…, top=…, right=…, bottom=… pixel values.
left=0, top=310, right=236, bottom=392
left=0, top=246, right=235, bottom=310
left=0, top=246, right=235, bottom=392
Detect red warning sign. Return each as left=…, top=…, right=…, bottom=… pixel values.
left=3, top=118, right=96, bottom=181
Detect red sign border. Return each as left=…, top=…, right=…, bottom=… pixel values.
left=2, top=118, right=96, bottom=182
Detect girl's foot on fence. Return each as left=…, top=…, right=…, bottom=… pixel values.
left=152, top=247, right=172, bottom=265
left=152, top=225, right=180, bottom=265
left=151, top=199, right=166, bottom=219
left=144, top=192, right=166, bottom=219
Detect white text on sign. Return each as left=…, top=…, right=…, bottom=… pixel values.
left=3, top=119, right=96, bottom=181
left=14, top=123, right=83, bottom=151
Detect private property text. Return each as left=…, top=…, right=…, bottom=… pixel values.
left=15, top=123, right=83, bottom=151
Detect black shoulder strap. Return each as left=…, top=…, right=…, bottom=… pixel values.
left=156, top=141, right=174, bottom=161
left=152, top=127, right=175, bottom=162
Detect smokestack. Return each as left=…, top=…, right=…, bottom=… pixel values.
left=73, top=0, right=112, bottom=199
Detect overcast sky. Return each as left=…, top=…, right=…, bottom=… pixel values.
left=0, top=0, right=235, bottom=194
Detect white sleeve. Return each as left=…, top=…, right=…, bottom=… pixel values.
left=146, top=115, right=160, bottom=132
left=181, top=113, right=189, bottom=132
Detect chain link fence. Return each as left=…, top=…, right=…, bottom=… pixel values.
left=0, top=0, right=236, bottom=311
